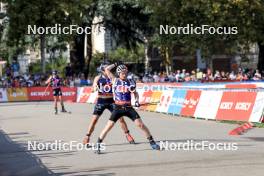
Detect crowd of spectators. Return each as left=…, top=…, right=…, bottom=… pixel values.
left=0, top=61, right=263, bottom=88
left=0, top=73, right=93, bottom=88
left=0, top=63, right=92, bottom=88
left=141, top=68, right=263, bottom=83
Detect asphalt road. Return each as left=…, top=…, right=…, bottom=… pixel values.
left=0, top=102, right=264, bottom=176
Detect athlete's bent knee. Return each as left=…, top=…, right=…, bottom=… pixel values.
left=136, top=121, right=144, bottom=129
left=119, top=117, right=125, bottom=123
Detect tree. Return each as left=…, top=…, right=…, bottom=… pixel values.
left=5, top=0, right=151, bottom=76
left=146, top=0, right=264, bottom=72
left=5, top=0, right=76, bottom=73
left=71, top=0, right=151, bottom=76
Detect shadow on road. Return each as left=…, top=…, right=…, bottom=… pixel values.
left=0, top=130, right=55, bottom=176
left=0, top=130, right=115, bottom=176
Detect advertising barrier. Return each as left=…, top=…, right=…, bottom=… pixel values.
left=180, top=90, right=201, bottom=117
left=1, top=82, right=264, bottom=123
left=139, top=90, right=153, bottom=111
left=0, top=88, right=8, bottom=102
left=27, top=87, right=53, bottom=101
left=7, top=88, right=28, bottom=102
left=61, top=87, right=77, bottom=102
left=146, top=91, right=162, bottom=112
left=27, top=87, right=77, bottom=102
left=167, top=89, right=186, bottom=115
left=77, top=87, right=93, bottom=103
left=215, top=92, right=257, bottom=121
left=249, top=92, right=264, bottom=122
left=194, top=90, right=223, bottom=120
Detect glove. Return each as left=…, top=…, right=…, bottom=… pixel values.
left=135, top=101, right=140, bottom=107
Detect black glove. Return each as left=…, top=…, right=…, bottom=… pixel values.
left=114, top=61, right=123, bottom=67
left=135, top=101, right=140, bottom=107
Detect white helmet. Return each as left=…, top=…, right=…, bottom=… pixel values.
left=116, top=65, right=128, bottom=75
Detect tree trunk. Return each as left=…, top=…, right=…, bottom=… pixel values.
left=40, top=34, right=46, bottom=74
left=258, top=42, right=264, bottom=72
left=70, top=34, right=85, bottom=75
left=165, top=46, right=172, bottom=75
left=144, top=37, right=149, bottom=74
left=85, top=33, right=92, bottom=78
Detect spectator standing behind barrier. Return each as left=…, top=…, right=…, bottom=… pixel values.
left=253, top=70, right=262, bottom=80
left=184, top=72, right=191, bottom=82
left=80, top=73, right=89, bottom=86
left=196, top=68, right=203, bottom=81
left=68, top=76, right=75, bottom=87
left=236, top=71, right=243, bottom=81
left=202, top=68, right=214, bottom=82
left=221, top=71, right=228, bottom=80
left=214, top=70, right=221, bottom=80
left=73, top=74, right=81, bottom=86
left=191, top=70, right=196, bottom=81
left=153, top=72, right=160, bottom=82
left=229, top=71, right=236, bottom=80
left=180, top=69, right=186, bottom=80
left=168, top=72, right=175, bottom=82
left=175, top=70, right=181, bottom=82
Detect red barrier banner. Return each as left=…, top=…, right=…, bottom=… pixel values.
left=61, top=87, right=77, bottom=102
left=27, top=87, right=77, bottom=102
left=225, top=84, right=257, bottom=89
left=180, top=90, right=201, bottom=117
left=216, top=92, right=257, bottom=121
left=27, top=87, right=53, bottom=101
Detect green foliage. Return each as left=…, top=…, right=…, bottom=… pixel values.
left=100, top=0, right=151, bottom=49
left=89, top=52, right=104, bottom=76
left=145, top=0, right=264, bottom=66
left=3, top=0, right=264, bottom=73
left=108, top=44, right=144, bottom=63
left=29, top=57, right=68, bottom=76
